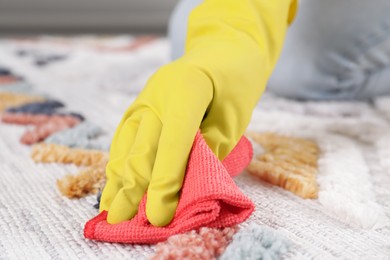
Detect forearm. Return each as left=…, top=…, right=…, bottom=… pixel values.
left=174, top=0, right=297, bottom=158
left=186, top=0, right=297, bottom=74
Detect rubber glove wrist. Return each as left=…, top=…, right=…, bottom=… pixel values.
left=183, top=0, right=297, bottom=159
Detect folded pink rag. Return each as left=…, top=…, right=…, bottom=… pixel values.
left=84, top=132, right=254, bottom=244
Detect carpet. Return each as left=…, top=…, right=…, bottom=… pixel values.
left=0, top=36, right=389, bottom=259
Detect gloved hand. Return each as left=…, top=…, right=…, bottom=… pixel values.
left=100, top=0, right=297, bottom=226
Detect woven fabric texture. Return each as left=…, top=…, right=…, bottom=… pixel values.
left=84, top=132, right=254, bottom=244
left=0, top=36, right=389, bottom=259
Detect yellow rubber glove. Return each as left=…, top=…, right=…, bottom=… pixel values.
left=100, top=0, right=298, bottom=227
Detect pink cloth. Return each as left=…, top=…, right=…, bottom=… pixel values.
left=84, top=132, right=254, bottom=244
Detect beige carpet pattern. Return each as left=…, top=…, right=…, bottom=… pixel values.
left=0, top=36, right=389, bottom=259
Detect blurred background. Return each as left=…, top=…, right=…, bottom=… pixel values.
left=0, top=0, right=177, bottom=34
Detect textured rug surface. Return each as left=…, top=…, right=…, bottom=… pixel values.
left=0, top=36, right=389, bottom=259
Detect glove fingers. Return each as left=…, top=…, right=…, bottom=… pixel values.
left=200, top=122, right=239, bottom=161
left=109, top=110, right=144, bottom=159
left=107, top=111, right=162, bottom=224
left=100, top=115, right=140, bottom=212
left=146, top=121, right=200, bottom=227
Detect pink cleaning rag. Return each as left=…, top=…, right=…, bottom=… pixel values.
left=84, top=132, right=254, bottom=244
